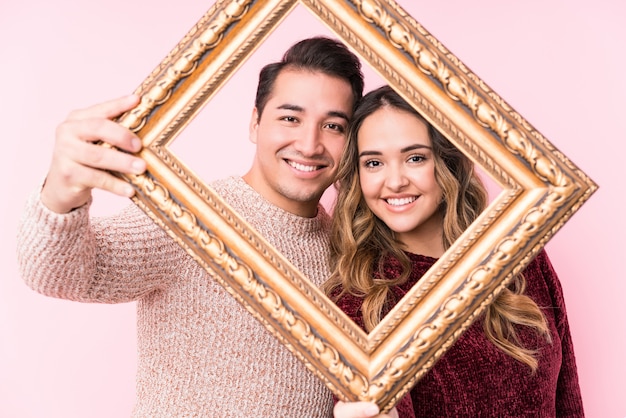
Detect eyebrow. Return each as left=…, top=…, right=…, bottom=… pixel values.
left=359, top=143, right=431, bottom=158
left=277, top=104, right=350, bottom=122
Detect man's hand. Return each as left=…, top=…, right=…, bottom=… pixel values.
left=333, top=401, right=399, bottom=418
left=41, top=94, right=146, bottom=213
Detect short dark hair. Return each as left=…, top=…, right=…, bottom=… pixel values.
left=254, top=36, right=364, bottom=119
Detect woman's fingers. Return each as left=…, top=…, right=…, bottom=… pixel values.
left=333, top=401, right=399, bottom=418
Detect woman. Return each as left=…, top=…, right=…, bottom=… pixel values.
left=324, top=86, right=584, bottom=417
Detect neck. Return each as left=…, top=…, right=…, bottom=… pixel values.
left=396, top=217, right=445, bottom=258
left=241, top=172, right=319, bottom=218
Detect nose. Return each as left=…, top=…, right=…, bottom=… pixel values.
left=293, top=124, right=324, bottom=157
left=386, top=164, right=409, bottom=191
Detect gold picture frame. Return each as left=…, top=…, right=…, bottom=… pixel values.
left=113, top=0, right=597, bottom=412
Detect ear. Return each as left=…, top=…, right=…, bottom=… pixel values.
left=248, top=107, right=260, bottom=144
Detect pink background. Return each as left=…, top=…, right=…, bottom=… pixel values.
left=1, top=1, right=623, bottom=416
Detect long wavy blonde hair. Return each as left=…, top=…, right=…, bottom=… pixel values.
left=323, top=86, right=550, bottom=370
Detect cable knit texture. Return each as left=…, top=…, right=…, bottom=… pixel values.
left=334, top=250, right=584, bottom=418
left=17, top=176, right=334, bottom=417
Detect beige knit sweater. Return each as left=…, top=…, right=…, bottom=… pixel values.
left=17, top=176, right=335, bottom=417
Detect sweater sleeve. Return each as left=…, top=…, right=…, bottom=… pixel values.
left=536, top=250, right=585, bottom=416
left=16, top=189, right=187, bottom=303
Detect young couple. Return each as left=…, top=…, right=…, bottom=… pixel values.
left=17, top=36, right=583, bottom=417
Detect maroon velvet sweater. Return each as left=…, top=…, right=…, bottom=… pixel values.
left=334, top=249, right=584, bottom=417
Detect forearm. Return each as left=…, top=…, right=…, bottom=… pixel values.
left=17, top=190, right=100, bottom=300
left=17, top=190, right=180, bottom=303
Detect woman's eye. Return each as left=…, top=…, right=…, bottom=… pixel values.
left=364, top=160, right=381, bottom=168
left=408, top=155, right=426, bottom=163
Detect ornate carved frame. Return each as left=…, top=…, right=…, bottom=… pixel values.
left=113, top=0, right=597, bottom=412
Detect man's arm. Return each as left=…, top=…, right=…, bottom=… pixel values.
left=17, top=95, right=181, bottom=303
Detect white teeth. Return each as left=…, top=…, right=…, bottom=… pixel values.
left=386, top=196, right=417, bottom=206
left=288, top=161, right=319, bottom=172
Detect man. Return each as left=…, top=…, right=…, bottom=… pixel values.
left=17, top=37, right=396, bottom=417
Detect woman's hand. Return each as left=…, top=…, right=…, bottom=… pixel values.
left=333, top=401, right=399, bottom=418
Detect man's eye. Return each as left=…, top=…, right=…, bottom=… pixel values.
left=282, top=116, right=298, bottom=123
left=325, top=123, right=345, bottom=133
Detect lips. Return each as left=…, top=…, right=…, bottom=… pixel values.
left=287, top=160, right=323, bottom=172
left=385, top=196, right=417, bottom=206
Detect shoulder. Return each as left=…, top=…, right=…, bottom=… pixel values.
left=209, top=176, right=245, bottom=203
left=523, top=248, right=563, bottom=301
left=523, top=248, right=571, bottom=331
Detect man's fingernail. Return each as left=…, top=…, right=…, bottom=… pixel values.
left=123, top=185, right=135, bottom=197
left=132, top=159, right=146, bottom=173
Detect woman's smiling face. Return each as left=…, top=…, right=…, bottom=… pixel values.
left=357, top=106, right=444, bottom=254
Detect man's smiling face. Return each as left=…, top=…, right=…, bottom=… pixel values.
left=245, top=68, right=354, bottom=217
